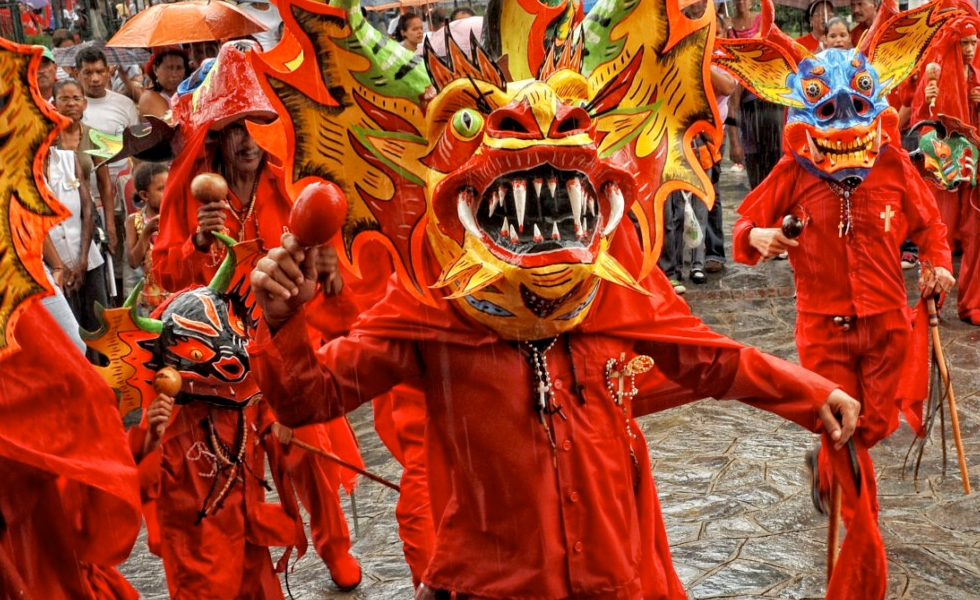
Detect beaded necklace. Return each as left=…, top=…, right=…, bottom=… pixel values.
left=825, top=180, right=855, bottom=239
left=522, top=337, right=565, bottom=467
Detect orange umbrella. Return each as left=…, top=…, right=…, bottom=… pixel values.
left=106, top=0, right=269, bottom=48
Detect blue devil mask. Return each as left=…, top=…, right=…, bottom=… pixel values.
left=715, top=0, right=959, bottom=184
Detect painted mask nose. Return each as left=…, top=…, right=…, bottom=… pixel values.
left=213, top=354, right=246, bottom=382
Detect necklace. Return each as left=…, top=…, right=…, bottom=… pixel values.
left=825, top=180, right=854, bottom=239
left=522, top=337, right=565, bottom=467
left=226, top=174, right=260, bottom=242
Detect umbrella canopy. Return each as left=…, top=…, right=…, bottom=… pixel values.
left=17, top=0, right=50, bottom=10
left=53, top=42, right=150, bottom=68
left=106, top=0, right=268, bottom=48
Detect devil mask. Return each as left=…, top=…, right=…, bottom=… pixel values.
left=716, top=0, right=957, bottom=185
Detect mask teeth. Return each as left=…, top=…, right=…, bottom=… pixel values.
left=533, top=223, right=544, bottom=243
left=509, top=223, right=519, bottom=244
left=602, top=182, right=625, bottom=236
left=567, top=177, right=583, bottom=230
left=500, top=216, right=509, bottom=237
left=806, top=130, right=824, bottom=163
left=533, top=177, right=543, bottom=198
left=457, top=189, right=482, bottom=239
left=547, top=177, right=557, bottom=198
left=551, top=221, right=560, bottom=240
left=512, top=180, right=527, bottom=232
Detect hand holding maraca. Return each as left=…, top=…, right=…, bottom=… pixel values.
left=191, top=173, right=231, bottom=252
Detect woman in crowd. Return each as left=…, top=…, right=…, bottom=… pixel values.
left=396, top=12, right=425, bottom=53
left=138, top=48, right=190, bottom=118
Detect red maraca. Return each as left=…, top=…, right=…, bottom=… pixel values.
left=288, top=181, right=348, bottom=246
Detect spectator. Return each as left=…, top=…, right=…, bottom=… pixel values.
left=797, top=0, right=833, bottom=52
left=395, top=12, right=425, bottom=53
left=824, top=16, right=853, bottom=50
left=728, top=0, right=761, bottom=38
left=184, top=41, right=219, bottom=72
left=125, top=162, right=169, bottom=310
left=450, top=6, right=475, bottom=20
left=43, top=145, right=108, bottom=334
left=138, top=47, right=189, bottom=118
left=238, top=1, right=284, bottom=51
left=36, top=46, right=57, bottom=101
left=77, top=45, right=140, bottom=298
left=849, top=0, right=877, bottom=47
left=50, top=28, right=76, bottom=80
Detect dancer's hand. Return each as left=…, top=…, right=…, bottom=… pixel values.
left=919, top=266, right=954, bottom=298
left=414, top=584, right=437, bottom=600
left=316, top=245, right=343, bottom=296
left=252, top=232, right=320, bottom=331
left=749, top=227, right=798, bottom=258
left=144, top=393, right=175, bottom=456
left=193, top=200, right=230, bottom=251
left=271, top=422, right=293, bottom=446
left=818, top=389, right=859, bottom=450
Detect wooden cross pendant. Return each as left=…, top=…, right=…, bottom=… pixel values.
left=880, top=205, right=894, bottom=232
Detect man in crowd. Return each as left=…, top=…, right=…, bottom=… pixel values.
left=798, top=0, right=834, bottom=52
left=849, top=0, right=877, bottom=46
left=77, top=45, right=140, bottom=298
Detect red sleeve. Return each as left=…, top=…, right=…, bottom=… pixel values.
left=732, top=155, right=800, bottom=265
left=249, top=309, right=423, bottom=428
left=899, top=151, right=953, bottom=271
left=636, top=339, right=836, bottom=432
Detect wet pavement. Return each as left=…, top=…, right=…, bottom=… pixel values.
left=121, top=164, right=980, bottom=599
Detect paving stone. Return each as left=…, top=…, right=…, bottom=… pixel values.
left=688, top=559, right=791, bottom=598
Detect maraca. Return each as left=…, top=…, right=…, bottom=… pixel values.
left=153, top=366, right=183, bottom=397
left=191, top=172, right=229, bottom=203
left=288, top=181, right=349, bottom=247
left=781, top=214, right=805, bottom=239
left=925, top=62, right=941, bottom=111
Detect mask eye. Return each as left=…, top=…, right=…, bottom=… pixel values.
left=451, top=108, right=484, bottom=140
left=802, top=78, right=828, bottom=102
left=851, top=72, right=874, bottom=96
left=169, top=339, right=216, bottom=364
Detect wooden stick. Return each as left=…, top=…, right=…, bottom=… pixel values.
left=289, top=437, right=401, bottom=492
left=827, top=483, right=842, bottom=582
left=927, top=298, right=971, bottom=495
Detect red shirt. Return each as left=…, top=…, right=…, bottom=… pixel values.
left=796, top=32, right=821, bottom=52
left=733, top=148, right=952, bottom=316
left=850, top=21, right=870, bottom=48
left=250, top=251, right=837, bottom=599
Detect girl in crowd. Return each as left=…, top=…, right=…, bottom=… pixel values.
left=125, top=162, right=170, bottom=310
left=396, top=12, right=425, bottom=53
left=823, top=17, right=853, bottom=50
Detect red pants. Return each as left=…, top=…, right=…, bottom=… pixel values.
left=956, top=193, right=980, bottom=325
left=796, top=310, right=907, bottom=600
left=374, top=385, right=434, bottom=585
left=934, top=187, right=963, bottom=249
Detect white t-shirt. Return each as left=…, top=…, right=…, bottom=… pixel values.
left=47, top=147, right=105, bottom=272
left=238, top=2, right=283, bottom=51
left=81, top=89, right=140, bottom=208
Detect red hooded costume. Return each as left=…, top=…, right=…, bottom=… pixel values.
left=250, top=231, right=846, bottom=600
left=147, top=41, right=363, bottom=588
left=0, top=302, right=141, bottom=599
left=912, top=7, right=980, bottom=324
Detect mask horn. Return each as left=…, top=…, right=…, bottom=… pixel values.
left=208, top=231, right=239, bottom=295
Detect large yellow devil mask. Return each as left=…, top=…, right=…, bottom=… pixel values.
left=250, top=0, right=719, bottom=340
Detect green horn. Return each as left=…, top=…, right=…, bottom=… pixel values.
left=208, top=231, right=238, bottom=294
left=128, top=281, right=164, bottom=334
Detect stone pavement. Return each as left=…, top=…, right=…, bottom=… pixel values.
left=121, top=164, right=980, bottom=599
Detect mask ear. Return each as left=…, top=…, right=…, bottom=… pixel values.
left=864, top=0, right=962, bottom=95
left=714, top=0, right=811, bottom=109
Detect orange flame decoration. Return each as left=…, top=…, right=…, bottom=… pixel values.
left=252, top=0, right=719, bottom=302
left=0, top=38, right=70, bottom=361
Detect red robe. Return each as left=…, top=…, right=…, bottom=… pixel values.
left=796, top=32, right=820, bottom=52
left=250, top=233, right=840, bottom=600
left=0, top=302, right=141, bottom=599
left=150, top=136, right=363, bottom=568
left=733, top=148, right=952, bottom=600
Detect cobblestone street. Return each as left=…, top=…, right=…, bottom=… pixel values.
left=121, top=165, right=980, bottom=599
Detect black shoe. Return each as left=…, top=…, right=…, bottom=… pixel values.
left=806, top=446, right=829, bottom=516
left=690, top=269, right=707, bottom=284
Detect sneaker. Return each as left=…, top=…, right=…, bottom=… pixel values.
left=690, top=269, right=707, bottom=284
left=668, top=278, right=687, bottom=295
left=805, top=446, right=829, bottom=516
left=704, top=259, right=725, bottom=273
left=327, top=552, right=362, bottom=592
left=901, top=251, right=919, bottom=270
